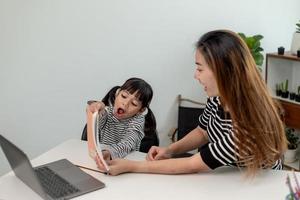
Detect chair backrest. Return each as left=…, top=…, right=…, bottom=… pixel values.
left=177, top=106, right=204, bottom=141
left=81, top=124, right=88, bottom=141
left=172, top=95, right=205, bottom=141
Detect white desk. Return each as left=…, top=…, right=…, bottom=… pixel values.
left=0, top=139, right=294, bottom=200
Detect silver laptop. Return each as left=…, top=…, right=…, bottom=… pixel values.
left=0, top=134, right=105, bottom=200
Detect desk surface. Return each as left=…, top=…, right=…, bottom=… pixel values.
left=0, top=139, right=294, bottom=200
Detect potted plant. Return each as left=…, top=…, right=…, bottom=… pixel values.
left=291, top=20, right=300, bottom=55
left=276, top=83, right=282, bottom=96
left=238, top=33, right=264, bottom=71
left=281, top=79, right=289, bottom=98
left=295, top=86, right=300, bottom=102
left=278, top=46, right=285, bottom=55
left=285, top=127, right=299, bottom=163
left=290, top=91, right=296, bottom=100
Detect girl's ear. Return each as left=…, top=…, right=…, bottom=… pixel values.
left=139, top=107, right=148, bottom=115
left=115, top=88, right=121, bottom=97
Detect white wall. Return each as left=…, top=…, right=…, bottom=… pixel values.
left=0, top=0, right=299, bottom=176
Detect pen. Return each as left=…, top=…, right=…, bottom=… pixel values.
left=293, top=171, right=300, bottom=199
left=75, top=164, right=109, bottom=175
left=293, top=171, right=300, bottom=191
left=287, top=175, right=298, bottom=200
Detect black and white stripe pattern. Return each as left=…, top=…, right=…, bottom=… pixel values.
left=97, top=106, right=145, bottom=159
left=199, top=96, right=282, bottom=170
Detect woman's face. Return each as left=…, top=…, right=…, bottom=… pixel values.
left=113, top=90, right=143, bottom=120
left=194, top=50, right=219, bottom=97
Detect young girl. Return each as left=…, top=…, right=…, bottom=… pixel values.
left=86, top=77, right=158, bottom=161
left=95, top=30, right=287, bottom=176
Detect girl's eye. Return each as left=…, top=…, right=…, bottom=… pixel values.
left=131, top=102, right=138, bottom=107
left=121, top=94, right=127, bottom=98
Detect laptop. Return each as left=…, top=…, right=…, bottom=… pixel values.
left=0, top=134, right=105, bottom=200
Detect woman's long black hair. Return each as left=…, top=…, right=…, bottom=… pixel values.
left=102, top=77, right=159, bottom=152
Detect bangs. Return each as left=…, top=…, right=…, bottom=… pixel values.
left=125, top=85, right=142, bottom=100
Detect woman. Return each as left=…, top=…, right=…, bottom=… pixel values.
left=95, top=30, right=287, bottom=176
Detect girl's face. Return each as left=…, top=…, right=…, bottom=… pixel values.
left=194, top=50, right=219, bottom=97
left=113, top=90, right=144, bottom=120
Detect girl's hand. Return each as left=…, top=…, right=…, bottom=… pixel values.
left=94, top=154, right=109, bottom=173
left=86, top=101, right=105, bottom=113
left=146, top=146, right=172, bottom=161
left=102, top=150, right=111, bottom=161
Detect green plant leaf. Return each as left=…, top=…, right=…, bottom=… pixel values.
left=238, top=33, right=246, bottom=40
left=246, top=37, right=255, bottom=49
left=238, top=32, right=264, bottom=68
left=256, top=47, right=264, bottom=52
left=285, top=128, right=298, bottom=149
left=253, top=53, right=264, bottom=66
left=252, top=41, right=260, bottom=51
left=253, top=35, right=263, bottom=41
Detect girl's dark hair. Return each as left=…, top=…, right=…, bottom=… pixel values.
left=102, top=78, right=159, bottom=152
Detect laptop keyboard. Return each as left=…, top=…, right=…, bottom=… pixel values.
left=35, top=166, right=80, bottom=199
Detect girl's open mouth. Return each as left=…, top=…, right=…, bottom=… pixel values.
left=117, top=108, right=125, bottom=115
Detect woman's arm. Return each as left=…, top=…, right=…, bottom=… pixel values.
left=168, top=126, right=208, bottom=155
left=106, top=153, right=211, bottom=176
left=147, top=127, right=208, bottom=160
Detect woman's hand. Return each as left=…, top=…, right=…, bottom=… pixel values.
left=95, top=157, right=134, bottom=176
left=86, top=101, right=105, bottom=113
left=146, top=146, right=172, bottom=161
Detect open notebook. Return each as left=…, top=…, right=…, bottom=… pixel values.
left=87, top=111, right=110, bottom=173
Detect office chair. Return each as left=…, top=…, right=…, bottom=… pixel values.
left=170, top=95, right=205, bottom=157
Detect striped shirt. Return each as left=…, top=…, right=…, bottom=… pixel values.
left=97, top=105, right=145, bottom=159
left=198, top=96, right=282, bottom=170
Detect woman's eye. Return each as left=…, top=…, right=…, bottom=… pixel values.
left=121, top=94, right=127, bottom=98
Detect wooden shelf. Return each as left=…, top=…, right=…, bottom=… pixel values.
left=266, top=52, right=300, bottom=129
left=278, top=100, right=300, bottom=129
left=273, top=96, right=300, bottom=106
left=267, top=52, right=300, bottom=62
